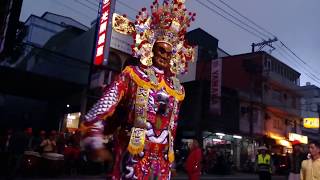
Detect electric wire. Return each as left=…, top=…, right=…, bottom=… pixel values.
left=207, top=0, right=270, bottom=40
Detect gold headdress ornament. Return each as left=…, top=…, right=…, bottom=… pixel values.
left=130, top=0, right=196, bottom=75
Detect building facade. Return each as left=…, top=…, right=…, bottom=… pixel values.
left=0, top=12, right=90, bottom=130
left=298, top=83, right=320, bottom=141
left=178, top=47, right=305, bottom=171
left=222, top=52, right=303, bottom=145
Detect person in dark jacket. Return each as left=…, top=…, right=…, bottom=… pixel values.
left=288, top=141, right=306, bottom=180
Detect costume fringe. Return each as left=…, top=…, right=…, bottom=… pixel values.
left=127, top=127, right=146, bottom=155
left=168, top=150, right=175, bottom=163
left=127, top=143, right=145, bottom=155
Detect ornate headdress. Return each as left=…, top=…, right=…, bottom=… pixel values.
left=130, top=0, right=196, bottom=75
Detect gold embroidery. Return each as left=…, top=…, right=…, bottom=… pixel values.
left=128, top=87, right=149, bottom=155
left=123, top=66, right=185, bottom=101
left=168, top=100, right=178, bottom=163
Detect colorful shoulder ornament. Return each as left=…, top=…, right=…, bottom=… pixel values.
left=123, top=66, right=185, bottom=101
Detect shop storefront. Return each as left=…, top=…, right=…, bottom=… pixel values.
left=201, top=131, right=256, bottom=173
left=238, top=137, right=259, bottom=172
left=263, top=132, right=308, bottom=175
left=265, top=132, right=292, bottom=154
left=60, top=112, right=81, bottom=132
left=266, top=132, right=308, bottom=154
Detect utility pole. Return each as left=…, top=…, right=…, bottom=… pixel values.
left=252, top=38, right=278, bottom=53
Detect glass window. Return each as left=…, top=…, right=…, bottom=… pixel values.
left=264, top=59, right=267, bottom=68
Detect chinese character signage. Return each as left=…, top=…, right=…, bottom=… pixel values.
left=210, top=59, right=222, bottom=115
left=94, top=0, right=115, bottom=65
left=303, top=118, right=320, bottom=129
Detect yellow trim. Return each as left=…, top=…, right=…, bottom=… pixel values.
left=127, top=127, right=146, bottom=155
left=168, top=150, right=175, bottom=163
left=123, top=66, right=185, bottom=101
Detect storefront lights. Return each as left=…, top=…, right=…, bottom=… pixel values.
left=268, top=132, right=285, bottom=140
left=233, top=135, right=242, bottom=139
left=277, top=139, right=292, bottom=148
left=215, top=133, right=225, bottom=136
left=212, top=138, right=222, bottom=142
left=65, top=112, right=81, bottom=129
left=289, top=133, right=308, bottom=144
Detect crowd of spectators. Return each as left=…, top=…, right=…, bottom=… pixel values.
left=0, top=127, right=111, bottom=179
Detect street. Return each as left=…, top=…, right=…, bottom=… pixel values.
left=16, top=174, right=287, bottom=180
left=173, top=174, right=286, bottom=180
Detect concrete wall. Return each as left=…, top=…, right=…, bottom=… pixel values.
left=24, top=15, right=66, bottom=46
left=42, top=12, right=88, bottom=31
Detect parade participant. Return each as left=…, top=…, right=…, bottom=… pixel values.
left=40, top=132, right=56, bottom=153
left=256, top=146, right=273, bottom=180
left=81, top=0, right=196, bottom=179
left=185, top=139, right=202, bottom=180
left=300, top=141, right=320, bottom=180
left=289, top=140, right=306, bottom=180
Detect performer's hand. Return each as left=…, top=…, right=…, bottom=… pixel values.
left=89, top=148, right=113, bottom=162
left=134, top=121, right=147, bottom=129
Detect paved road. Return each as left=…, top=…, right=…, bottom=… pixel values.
left=173, top=175, right=286, bottom=180
left=13, top=174, right=286, bottom=180
left=172, top=173, right=286, bottom=180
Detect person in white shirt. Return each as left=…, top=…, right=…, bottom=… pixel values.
left=40, top=133, right=56, bottom=153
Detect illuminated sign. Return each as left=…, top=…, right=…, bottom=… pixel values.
left=94, top=0, right=114, bottom=65
left=303, top=118, right=320, bottom=129
left=65, top=112, right=81, bottom=129
left=289, top=133, right=308, bottom=144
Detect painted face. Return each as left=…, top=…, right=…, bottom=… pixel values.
left=152, top=42, right=173, bottom=71
left=309, top=143, right=320, bottom=158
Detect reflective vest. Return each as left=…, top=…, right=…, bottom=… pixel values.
left=258, top=154, right=271, bottom=172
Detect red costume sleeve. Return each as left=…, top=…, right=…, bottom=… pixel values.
left=81, top=68, right=130, bottom=149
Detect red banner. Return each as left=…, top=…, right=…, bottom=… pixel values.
left=210, top=59, right=222, bottom=115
